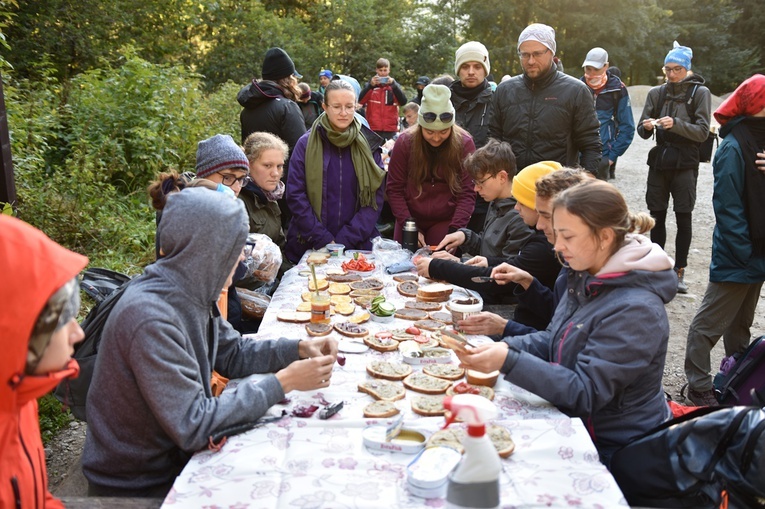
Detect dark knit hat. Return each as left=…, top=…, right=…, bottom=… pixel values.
left=262, top=47, right=302, bottom=81
left=195, top=134, right=249, bottom=179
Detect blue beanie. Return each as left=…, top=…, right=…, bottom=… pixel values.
left=664, top=41, right=692, bottom=70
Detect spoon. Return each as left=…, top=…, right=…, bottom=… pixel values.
left=470, top=276, right=496, bottom=283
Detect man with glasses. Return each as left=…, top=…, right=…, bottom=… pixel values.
left=488, top=23, right=601, bottom=175
left=637, top=41, right=711, bottom=294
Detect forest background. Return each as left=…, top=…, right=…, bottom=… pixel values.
left=0, top=0, right=763, bottom=440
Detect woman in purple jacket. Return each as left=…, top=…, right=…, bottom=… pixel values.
left=285, top=80, right=386, bottom=263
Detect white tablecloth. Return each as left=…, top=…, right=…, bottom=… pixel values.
left=162, top=253, right=627, bottom=508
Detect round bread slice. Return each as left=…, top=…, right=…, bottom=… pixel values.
left=441, top=329, right=470, bottom=354
left=334, top=302, right=356, bottom=316
left=445, top=381, right=495, bottom=401
left=426, top=425, right=513, bottom=457
left=466, top=369, right=500, bottom=387
left=423, top=364, right=465, bottom=381
left=334, top=322, right=369, bottom=338
left=358, top=380, right=406, bottom=401
left=397, top=280, right=420, bottom=297
left=306, top=252, right=330, bottom=265
left=296, top=301, right=312, bottom=312
left=405, top=301, right=442, bottom=312
left=277, top=311, right=312, bottom=323
left=428, top=311, right=453, bottom=323
left=414, top=319, right=447, bottom=331
left=393, top=273, right=418, bottom=282
left=488, top=425, right=515, bottom=458
left=308, top=278, right=329, bottom=291
left=349, top=278, right=385, bottom=291
left=403, top=372, right=451, bottom=394
left=363, top=400, right=400, bottom=418
left=363, top=334, right=399, bottom=352
left=330, top=294, right=353, bottom=306
left=328, top=282, right=351, bottom=295
left=326, top=273, right=363, bottom=283
left=411, top=395, right=446, bottom=416
left=366, top=360, right=413, bottom=381
left=416, top=283, right=453, bottom=302
left=305, top=322, right=333, bottom=337
left=348, top=311, right=370, bottom=324
left=394, top=308, right=429, bottom=321
left=325, top=268, right=347, bottom=276
left=427, top=428, right=463, bottom=452
left=349, top=288, right=382, bottom=297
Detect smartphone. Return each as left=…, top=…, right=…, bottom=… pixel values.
left=378, top=77, right=389, bottom=84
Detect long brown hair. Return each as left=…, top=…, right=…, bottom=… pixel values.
left=408, top=124, right=471, bottom=198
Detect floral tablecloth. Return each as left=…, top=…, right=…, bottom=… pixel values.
left=162, top=252, right=627, bottom=508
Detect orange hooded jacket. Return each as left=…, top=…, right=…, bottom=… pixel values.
left=1, top=215, right=88, bottom=508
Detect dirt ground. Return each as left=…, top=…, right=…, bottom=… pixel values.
left=45, top=91, right=765, bottom=495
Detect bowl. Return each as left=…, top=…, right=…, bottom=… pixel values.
left=369, top=312, right=395, bottom=324
left=326, top=243, right=345, bottom=257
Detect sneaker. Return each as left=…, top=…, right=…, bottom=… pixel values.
left=687, top=388, right=719, bottom=407
left=675, top=267, right=688, bottom=294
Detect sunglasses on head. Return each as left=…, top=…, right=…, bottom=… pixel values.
left=421, top=112, right=454, bottom=123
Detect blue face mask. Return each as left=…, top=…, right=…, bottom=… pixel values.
left=216, top=183, right=236, bottom=198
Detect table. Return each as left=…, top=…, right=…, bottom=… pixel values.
left=161, top=252, right=628, bottom=508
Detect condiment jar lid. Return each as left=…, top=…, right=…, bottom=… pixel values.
left=407, top=445, right=462, bottom=489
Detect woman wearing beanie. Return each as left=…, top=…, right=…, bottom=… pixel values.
left=238, top=47, right=307, bottom=228
left=387, top=83, right=476, bottom=247
left=285, top=79, right=386, bottom=263
left=1, top=215, right=88, bottom=509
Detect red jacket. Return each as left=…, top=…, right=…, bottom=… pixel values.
left=359, top=82, right=407, bottom=132
left=1, top=216, right=88, bottom=509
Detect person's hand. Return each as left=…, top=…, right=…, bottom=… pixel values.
left=371, top=75, right=381, bottom=86
left=457, top=312, right=508, bottom=336
left=414, top=256, right=432, bottom=278
left=757, top=150, right=765, bottom=173
left=417, top=231, right=426, bottom=248
left=431, top=250, right=459, bottom=262
left=435, top=231, right=465, bottom=253
left=299, top=337, right=338, bottom=359
left=463, top=256, right=487, bottom=267
left=658, top=116, right=674, bottom=129
left=490, top=263, right=534, bottom=289
left=643, top=118, right=655, bottom=131
left=275, top=355, right=336, bottom=393
left=454, top=342, right=508, bottom=373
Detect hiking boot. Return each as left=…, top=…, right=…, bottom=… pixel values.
left=609, top=167, right=615, bottom=179
left=687, top=388, right=719, bottom=407
left=675, top=267, right=688, bottom=294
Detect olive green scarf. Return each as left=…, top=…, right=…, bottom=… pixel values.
left=305, top=113, right=385, bottom=220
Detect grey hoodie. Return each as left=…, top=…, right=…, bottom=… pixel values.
left=501, top=235, right=677, bottom=464
left=83, top=188, right=301, bottom=492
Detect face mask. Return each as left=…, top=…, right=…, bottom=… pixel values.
left=216, top=183, right=236, bottom=198
left=585, top=72, right=607, bottom=89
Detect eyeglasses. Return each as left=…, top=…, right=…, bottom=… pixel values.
left=220, top=174, right=251, bottom=187
left=663, top=66, right=685, bottom=74
left=327, top=104, right=356, bottom=114
left=421, top=112, right=454, bottom=123
left=518, top=48, right=550, bottom=61
left=472, top=174, right=494, bottom=188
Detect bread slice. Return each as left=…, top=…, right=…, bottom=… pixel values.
left=427, top=428, right=463, bottom=452
left=445, top=381, right=495, bottom=401
left=414, top=319, right=447, bottom=331
left=466, top=369, right=500, bottom=387
left=423, top=364, right=465, bottom=381
left=397, top=280, right=420, bottom=297
left=440, top=329, right=470, bottom=354
left=326, top=273, right=363, bottom=283
left=349, top=278, right=384, bottom=291
left=416, top=283, right=453, bottom=302
left=328, top=282, right=351, bottom=295
left=358, top=380, right=406, bottom=401
left=426, top=425, right=514, bottom=458
left=363, top=334, right=399, bottom=352
left=306, top=252, right=330, bottom=265
left=348, top=311, right=370, bottom=324
left=403, top=372, right=451, bottom=394
left=405, top=301, right=442, bottom=312
left=308, top=278, right=329, bottom=291
left=363, top=400, right=400, bottom=418
left=394, top=308, right=428, bottom=321
left=411, top=395, right=446, bottom=416
left=334, top=322, right=369, bottom=338
left=305, top=322, right=333, bottom=337
left=366, top=360, right=413, bottom=381
left=488, top=425, right=515, bottom=458
left=393, top=273, right=418, bottom=282
left=334, top=302, right=356, bottom=315
left=277, top=311, right=312, bottom=323
left=428, top=311, right=453, bottom=324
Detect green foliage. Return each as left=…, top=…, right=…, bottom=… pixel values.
left=38, top=394, right=71, bottom=445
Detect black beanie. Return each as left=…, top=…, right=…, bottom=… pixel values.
left=262, top=47, right=296, bottom=81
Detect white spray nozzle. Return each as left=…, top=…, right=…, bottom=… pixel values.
left=442, top=394, right=497, bottom=436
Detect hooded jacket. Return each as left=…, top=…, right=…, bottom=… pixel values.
left=489, top=65, right=602, bottom=174
left=580, top=71, right=635, bottom=162
left=458, top=196, right=532, bottom=259
left=1, top=215, right=88, bottom=509
left=358, top=80, right=408, bottom=133
left=450, top=79, right=493, bottom=149
left=82, top=189, right=301, bottom=493
left=501, top=235, right=676, bottom=463
left=237, top=80, right=306, bottom=152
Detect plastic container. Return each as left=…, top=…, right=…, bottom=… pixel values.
left=448, top=297, right=482, bottom=333
left=362, top=426, right=426, bottom=454
left=326, top=243, right=345, bottom=257
left=402, top=348, right=453, bottom=365
left=407, top=446, right=462, bottom=499
left=369, top=312, right=395, bottom=324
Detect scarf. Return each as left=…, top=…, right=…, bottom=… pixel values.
left=264, top=180, right=285, bottom=202
left=730, top=117, right=765, bottom=256
left=304, top=113, right=385, bottom=219
left=451, top=80, right=487, bottom=102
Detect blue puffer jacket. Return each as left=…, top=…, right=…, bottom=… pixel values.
left=709, top=116, right=765, bottom=283
left=501, top=235, right=677, bottom=463
left=581, top=72, right=635, bottom=162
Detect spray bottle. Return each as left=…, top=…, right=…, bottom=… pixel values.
left=443, top=394, right=501, bottom=509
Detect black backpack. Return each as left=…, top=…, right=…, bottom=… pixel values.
left=610, top=405, right=765, bottom=508
left=54, top=268, right=132, bottom=421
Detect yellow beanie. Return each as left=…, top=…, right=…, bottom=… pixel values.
left=512, top=161, right=562, bottom=209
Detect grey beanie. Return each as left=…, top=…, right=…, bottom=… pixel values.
left=517, top=23, right=557, bottom=54
left=195, top=134, right=250, bottom=179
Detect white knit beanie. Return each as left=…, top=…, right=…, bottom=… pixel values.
left=454, top=41, right=491, bottom=76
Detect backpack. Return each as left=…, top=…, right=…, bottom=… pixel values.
left=610, top=406, right=765, bottom=508
left=714, top=335, right=765, bottom=406
left=54, top=268, right=132, bottom=421
left=648, top=83, right=708, bottom=170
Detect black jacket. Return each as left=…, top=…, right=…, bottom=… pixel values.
left=489, top=66, right=602, bottom=173
left=450, top=80, right=493, bottom=149
left=237, top=80, right=306, bottom=152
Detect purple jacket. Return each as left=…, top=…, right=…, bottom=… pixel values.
left=285, top=125, right=385, bottom=263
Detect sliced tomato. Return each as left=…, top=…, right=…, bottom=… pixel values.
left=453, top=382, right=480, bottom=395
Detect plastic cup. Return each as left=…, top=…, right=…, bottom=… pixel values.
left=310, top=293, right=331, bottom=324
left=449, top=297, right=482, bottom=332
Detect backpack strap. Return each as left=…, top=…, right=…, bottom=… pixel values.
left=652, top=84, right=667, bottom=119
left=685, top=84, right=699, bottom=124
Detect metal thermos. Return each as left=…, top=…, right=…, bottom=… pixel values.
left=402, top=218, right=419, bottom=253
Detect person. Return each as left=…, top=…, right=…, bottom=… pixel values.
left=82, top=188, right=338, bottom=497
left=401, top=101, right=419, bottom=130
left=411, top=75, right=430, bottom=105
left=387, top=83, right=476, bottom=247
left=1, top=215, right=88, bottom=509
left=455, top=180, right=676, bottom=467
left=285, top=79, right=386, bottom=263
left=580, top=47, right=635, bottom=180
left=238, top=47, right=307, bottom=228
left=296, top=82, right=323, bottom=129
left=430, top=140, right=534, bottom=262
left=637, top=41, right=712, bottom=294
left=683, top=74, right=765, bottom=406
left=489, top=23, right=601, bottom=175
left=416, top=161, right=563, bottom=332
left=450, top=41, right=495, bottom=232
left=318, top=69, right=333, bottom=95
left=431, top=74, right=455, bottom=86
left=358, top=58, right=408, bottom=140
